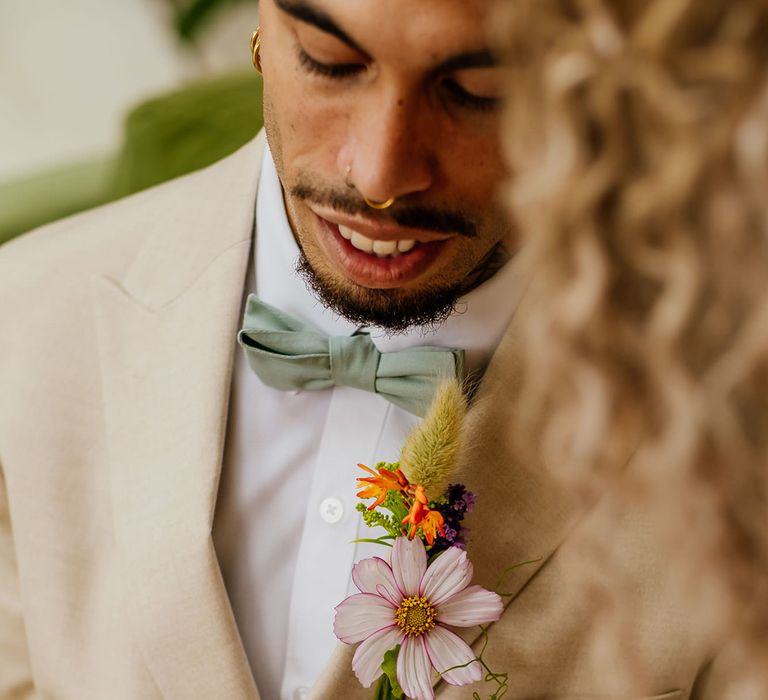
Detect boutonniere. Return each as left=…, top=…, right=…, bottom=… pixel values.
left=334, top=381, right=532, bottom=700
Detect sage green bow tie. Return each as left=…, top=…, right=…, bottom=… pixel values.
left=237, top=295, right=464, bottom=417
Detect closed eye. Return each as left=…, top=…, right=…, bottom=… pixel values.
left=441, top=78, right=500, bottom=114
left=297, top=47, right=365, bottom=79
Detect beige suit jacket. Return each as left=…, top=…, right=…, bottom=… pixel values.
left=0, top=134, right=737, bottom=699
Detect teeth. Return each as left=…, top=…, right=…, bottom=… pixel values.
left=372, top=240, right=398, bottom=256
left=338, top=224, right=418, bottom=258
left=350, top=231, right=374, bottom=253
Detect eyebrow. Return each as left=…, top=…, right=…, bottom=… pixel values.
left=273, top=0, right=499, bottom=73
left=436, top=49, right=499, bottom=73
left=274, top=0, right=367, bottom=55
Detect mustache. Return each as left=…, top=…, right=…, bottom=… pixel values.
left=290, top=182, right=478, bottom=238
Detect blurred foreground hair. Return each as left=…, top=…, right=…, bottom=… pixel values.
left=497, top=0, right=768, bottom=682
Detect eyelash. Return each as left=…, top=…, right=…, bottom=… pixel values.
left=296, top=47, right=500, bottom=115
left=297, top=48, right=363, bottom=79
left=441, top=79, right=500, bottom=114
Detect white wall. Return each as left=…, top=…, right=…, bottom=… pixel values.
left=0, top=0, right=257, bottom=181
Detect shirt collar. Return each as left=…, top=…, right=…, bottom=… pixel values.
left=255, top=147, right=358, bottom=338
left=254, top=146, right=524, bottom=375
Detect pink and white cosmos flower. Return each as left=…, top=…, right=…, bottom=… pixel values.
left=334, top=536, right=503, bottom=700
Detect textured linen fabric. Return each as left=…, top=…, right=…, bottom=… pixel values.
left=0, top=133, right=743, bottom=700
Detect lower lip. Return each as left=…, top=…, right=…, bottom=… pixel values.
left=314, top=215, right=450, bottom=289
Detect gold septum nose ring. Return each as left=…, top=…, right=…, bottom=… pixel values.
left=364, top=196, right=396, bottom=210
left=345, top=165, right=396, bottom=209
left=250, top=27, right=262, bottom=73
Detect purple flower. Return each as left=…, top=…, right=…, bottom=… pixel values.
left=442, top=525, right=458, bottom=543
left=429, top=485, right=475, bottom=554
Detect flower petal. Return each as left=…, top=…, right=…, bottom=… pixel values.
left=397, top=634, right=435, bottom=700
left=351, top=625, right=403, bottom=688
left=352, top=556, right=401, bottom=605
left=425, top=624, right=482, bottom=686
left=376, top=583, right=400, bottom=607
left=392, top=536, right=427, bottom=597
left=334, top=593, right=396, bottom=644
left=436, top=585, right=503, bottom=627
left=419, top=546, right=473, bottom=605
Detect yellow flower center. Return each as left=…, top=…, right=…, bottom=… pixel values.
left=395, top=596, right=437, bottom=637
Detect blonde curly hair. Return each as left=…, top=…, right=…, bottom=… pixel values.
left=495, top=0, right=768, bottom=677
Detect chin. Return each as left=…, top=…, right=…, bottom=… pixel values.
left=295, top=251, right=464, bottom=333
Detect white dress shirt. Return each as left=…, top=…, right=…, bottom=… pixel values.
left=213, top=147, right=522, bottom=700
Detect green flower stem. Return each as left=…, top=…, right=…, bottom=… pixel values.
left=438, top=625, right=508, bottom=700
left=373, top=674, right=401, bottom=700
left=492, top=558, right=542, bottom=596
left=350, top=537, right=394, bottom=547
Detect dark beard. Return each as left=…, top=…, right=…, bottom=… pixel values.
left=286, top=173, right=508, bottom=333
left=295, top=251, right=464, bottom=334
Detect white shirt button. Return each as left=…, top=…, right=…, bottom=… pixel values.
left=319, top=497, right=344, bottom=524
left=293, top=686, right=310, bottom=700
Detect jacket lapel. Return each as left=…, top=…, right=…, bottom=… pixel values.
left=454, top=285, right=582, bottom=607
left=92, top=135, right=265, bottom=698
left=309, top=282, right=584, bottom=699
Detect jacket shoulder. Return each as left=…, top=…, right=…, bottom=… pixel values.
left=0, top=133, right=266, bottom=307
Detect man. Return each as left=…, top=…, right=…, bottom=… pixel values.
left=0, top=1, right=727, bottom=698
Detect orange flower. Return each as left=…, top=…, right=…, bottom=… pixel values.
left=356, top=463, right=410, bottom=510
left=412, top=484, right=428, bottom=504
left=401, top=485, right=430, bottom=538
left=400, top=485, right=445, bottom=543
left=420, top=510, right=446, bottom=545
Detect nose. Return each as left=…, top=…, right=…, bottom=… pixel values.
left=339, top=87, right=436, bottom=203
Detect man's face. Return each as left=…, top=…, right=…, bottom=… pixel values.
left=260, top=0, right=511, bottom=331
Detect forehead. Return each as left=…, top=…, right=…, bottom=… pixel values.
left=275, top=0, right=493, bottom=62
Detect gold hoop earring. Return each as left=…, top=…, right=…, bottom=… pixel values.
left=363, top=196, right=396, bottom=210
left=250, top=27, right=262, bottom=73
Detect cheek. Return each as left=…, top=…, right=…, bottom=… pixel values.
left=443, top=149, right=507, bottom=215
left=265, top=80, right=355, bottom=180
left=429, top=114, right=506, bottom=198
left=261, top=24, right=350, bottom=177
left=455, top=127, right=505, bottom=175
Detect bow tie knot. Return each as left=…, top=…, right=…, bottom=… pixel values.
left=329, top=334, right=380, bottom=394
left=238, top=295, right=464, bottom=417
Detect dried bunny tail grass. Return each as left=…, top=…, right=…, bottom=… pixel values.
left=400, top=379, right=468, bottom=498
left=494, top=0, right=768, bottom=682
